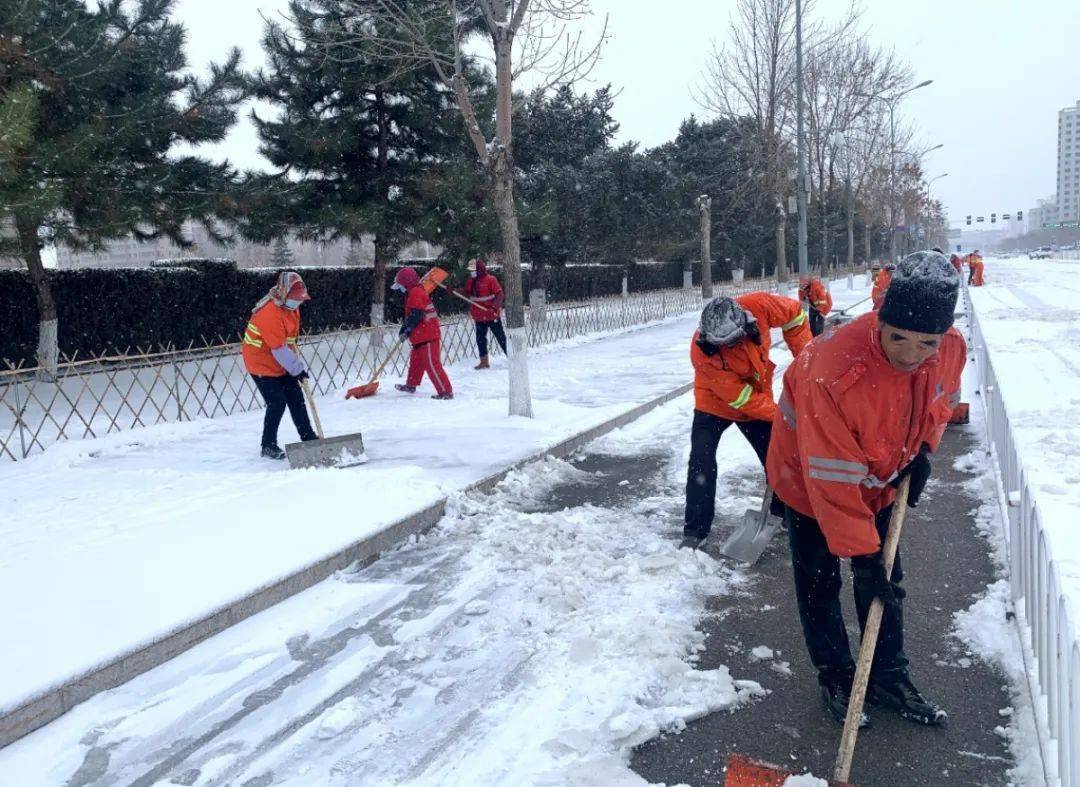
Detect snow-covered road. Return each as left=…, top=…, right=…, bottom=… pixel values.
left=0, top=394, right=769, bottom=786
left=968, top=258, right=1080, bottom=616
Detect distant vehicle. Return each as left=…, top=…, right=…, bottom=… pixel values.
left=1029, top=247, right=1052, bottom=259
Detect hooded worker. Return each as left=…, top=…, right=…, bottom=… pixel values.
left=767, top=250, right=965, bottom=728
left=683, top=292, right=812, bottom=550
left=242, top=270, right=317, bottom=460
left=798, top=275, right=833, bottom=337
left=392, top=267, right=454, bottom=399
left=968, top=250, right=985, bottom=286
left=871, top=262, right=896, bottom=311
left=462, top=258, right=506, bottom=369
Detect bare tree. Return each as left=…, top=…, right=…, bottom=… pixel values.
left=698, top=0, right=804, bottom=282
left=802, top=29, right=909, bottom=269
left=327, top=0, right=605, bottom=418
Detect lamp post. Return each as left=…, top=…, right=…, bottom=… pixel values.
left=795, top=0, right=809, bottom=279
left=856, top=80, right=933, bottom=263
left=925, top=173, right=948, bottom=247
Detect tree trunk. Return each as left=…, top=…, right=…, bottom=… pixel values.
left=15, top=215, right=58, bottom=380
left=491, top=16, right=532, bottom=418
left=775, top=218, right=788, bottom=283
left=864, top=221, right=871, bottom=264
left=698, top=195, right=713, bottom=299
left=847, top=208, right=855, bottom=270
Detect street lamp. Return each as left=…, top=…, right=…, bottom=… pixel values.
left=856, top=80, right=934, bottom=263
left=795, top=0, right=808, bottom=279
left=925, top=173, right=949, bottom=246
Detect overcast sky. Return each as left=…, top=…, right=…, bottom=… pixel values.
left=178, top=0, right=1080, bottom=228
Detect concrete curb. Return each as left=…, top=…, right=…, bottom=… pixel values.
left=0, top=381, right=693, bottom=749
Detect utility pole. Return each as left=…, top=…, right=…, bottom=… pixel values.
left=698, top=194, right=713, bottom=299
left=795, top=0, right=809, bottom=280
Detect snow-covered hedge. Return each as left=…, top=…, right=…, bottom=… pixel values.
left=1, top=259, right=719, bottom=364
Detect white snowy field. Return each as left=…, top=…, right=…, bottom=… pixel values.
left=967, top=258, right=1080, bottom=618
left=0, top=278, right=872, bottom=739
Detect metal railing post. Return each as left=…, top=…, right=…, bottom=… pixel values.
left=12, top=376, right=28, bottom=459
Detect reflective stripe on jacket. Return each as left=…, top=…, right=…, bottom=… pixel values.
left=241, top=301, right=301, bottom=377
left=766, top=311, right=966, bottom=557
left=691, top=291, right=812, bottom=422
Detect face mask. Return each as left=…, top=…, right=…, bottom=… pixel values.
left=470, top=271, right=477, bottom=278
left=284, top=298, right=303, bottom=310
left=391, top=282, right=406, bottom=292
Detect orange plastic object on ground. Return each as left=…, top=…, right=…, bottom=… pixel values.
left=724, top=754, right=852, bottom=786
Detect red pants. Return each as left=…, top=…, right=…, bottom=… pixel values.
left=407, top=340, right=452, bottom=395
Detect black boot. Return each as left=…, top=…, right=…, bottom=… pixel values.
left=679, top=535, right=705, bottom=550
left=820, top=675, right=869, bottom=728
left=868, top=676, right=947, bottom=726
left=261, top=444, right=286, bottom=460
left=395, top=384, right=417, bottom=393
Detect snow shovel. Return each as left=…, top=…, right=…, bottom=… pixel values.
left=419, top=266, right=449, bottom=294
left=285, top=378, right=366, bottom=469
left=344, top=340, right=401, bottom=400
left=718, top=486, right=780, bottom=565
left=722, top=479, right=911, bottom=787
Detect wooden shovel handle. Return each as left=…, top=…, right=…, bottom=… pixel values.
left=299, top=377, right=325, bottom=440
left=436, top=281, right=496, bottom=313
left=833, top=477, right=910, bottom=782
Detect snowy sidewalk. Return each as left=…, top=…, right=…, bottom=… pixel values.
left=967, top=259, right=1080, bottom=623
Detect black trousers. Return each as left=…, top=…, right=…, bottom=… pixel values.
left=684, top=410, right=773, bottom=539
left=252, top=374, right=317, bottom=448
left=785, top=504, right=909, bottom=687
left=476, top=319, right=507, bottom=357
left=808, top=307, right=825, bottom=337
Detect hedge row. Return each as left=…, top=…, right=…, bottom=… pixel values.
left=1, top=258, right=730, bottom=365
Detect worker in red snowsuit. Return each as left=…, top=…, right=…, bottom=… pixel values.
left=462, top=258, right=506, bottom=369
left=242, top=271, right=318, bottom=459
left=949, top=254, right=963, bottom=275
left=766, top=250, right=965, bottom=728
left=968, top=251, right=985, bottom=286
left=799, top=275, right=833, bottom=337
left=392, top=267, right=453, bottom=399
left=871, top=263, right=895, bottom=310
left=682, top=292, right=812, bottom=549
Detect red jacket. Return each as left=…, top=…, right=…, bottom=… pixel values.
left=464, top=271, right=504, bottom=322
left=766, top=312, right=966, bottom=557
left=691, top=292, right=812, bottom=422
left=799, top=277, right=832, bottom=316
left=871, top=268, right=891, bottom=311
left=397, top=268, right=441, bottom=345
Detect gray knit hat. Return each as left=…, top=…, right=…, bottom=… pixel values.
left=699, top=296, right=755, bottom=346
left=879, top=250, right=959, bottom=334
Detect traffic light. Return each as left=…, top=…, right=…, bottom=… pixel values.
left=1017, top=210, right=1023, bottom=221
left=1003, top=213, right=1012, bottom=220
left=991, top=213, right=997, bottom=223
left=977, top=216, right=984, bottom=223
left=966, top=215, right=971, bottom=225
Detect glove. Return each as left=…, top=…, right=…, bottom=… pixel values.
left=293, top=370, right=309, bottom=382
left=891, top=444, right=931, bottom=507
left=852, top=556, right=906, bottom=607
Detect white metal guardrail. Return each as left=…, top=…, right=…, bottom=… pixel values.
left=964, top=281, right=1079, bottom=786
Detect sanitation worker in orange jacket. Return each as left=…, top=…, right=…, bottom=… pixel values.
left=462, top=258, right=506, bottom=369
left=766, top=250, right=965, bottom=728
left=968, top=251, right=985, bottom=286
left=392, top=267, right=454, bottom=399
left=682, top=292, right=812, bottom=548
left=242, top=271, right=318, bottom=460
left=799, top=275, right=833, bottom=336
left=871, top=263, right=895, bottom=310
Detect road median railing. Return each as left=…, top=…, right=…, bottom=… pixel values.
left=964, top=281, right=1079, bottom=786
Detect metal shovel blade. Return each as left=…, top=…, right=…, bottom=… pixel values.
left=286, top=432, right=367, bottom=469
left=719, top=488, right=780, bottom=565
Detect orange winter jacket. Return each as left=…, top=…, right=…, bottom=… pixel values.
left=691, top=292, right=812, bottom=422
left=242, top=301, right=301, bottom=377
left=799, top=278, right=832, bottom=316
left=871, top=268, right=892, bottom=310
left=766, top=312, right=966, bottom=557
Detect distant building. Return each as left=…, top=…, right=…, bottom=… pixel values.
left=1028, top=196, right=1059, bottom=234
left=53, top=222, right=442, bottom=270
left=1057, top=100, right=1080, bottom=224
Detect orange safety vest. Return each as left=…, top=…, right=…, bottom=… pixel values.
left=241, top=301, right=301, bottom=377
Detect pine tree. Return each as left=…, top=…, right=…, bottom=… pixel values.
left=245, top=0, right=472, bottom=326
left=269, top=237, right=295, bottom=269
left=0, top=0, right=246, bottom=377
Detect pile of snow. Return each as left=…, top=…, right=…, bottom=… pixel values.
left=783, top=774, right=829, bottom=787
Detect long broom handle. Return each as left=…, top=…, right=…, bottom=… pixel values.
left=368, top=340, right=399, bottom=383
left=837, top=295, right=872, bottom=314
left=436, top=280, right=497, bottom=313
left=833, top=477, right=911, bottom=783
left=299, top=378, right=325, bottom=440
